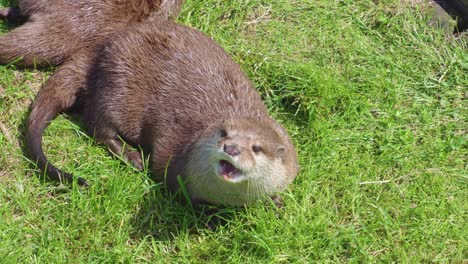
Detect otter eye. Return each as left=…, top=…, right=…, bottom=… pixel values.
left=220, top=129, right=227, bottom=137
left=252, top=145, right=262, bottom=153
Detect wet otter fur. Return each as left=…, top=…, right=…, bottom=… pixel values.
left=84, top=19, right=299, bottom=205
left=2, top=3, right=299, bottom=206
left=0, top=0, right=184, bottom=67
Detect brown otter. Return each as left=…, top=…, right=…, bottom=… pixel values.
left=5, top=12, right=298, bottom=205
left=0, top=0, right=184, bottom=67
left=1, top=0, right=184, bottom=187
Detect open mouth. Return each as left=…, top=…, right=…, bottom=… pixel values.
left=219, top=160, right=243, bottom=181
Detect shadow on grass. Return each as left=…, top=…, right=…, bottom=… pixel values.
left=129, top=190, right=239, bottom=242
left=18, top=103, right=243, bottom=240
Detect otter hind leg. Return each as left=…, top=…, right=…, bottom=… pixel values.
left=85, top=97, right=144, bottom=172
left=89, top=121, right=144, bottom=171
left=0, top=17, right=67, bottom=67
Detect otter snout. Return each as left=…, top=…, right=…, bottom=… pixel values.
left=223, top=144, right=240, bottom=156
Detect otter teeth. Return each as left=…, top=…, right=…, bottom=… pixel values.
left=219, top=160, right=243, bottom=182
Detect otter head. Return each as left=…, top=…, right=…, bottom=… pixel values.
left=185, top=118, right=298, bottom=206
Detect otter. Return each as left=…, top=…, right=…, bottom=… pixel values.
left=3, top=9, right=299, bottom=206
left=0, top=0, right=184, bottom=67
left=84, top=20, right=299, bottom=205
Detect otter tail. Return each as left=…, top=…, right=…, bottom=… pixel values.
left=26, top=52, right=93, bottom=186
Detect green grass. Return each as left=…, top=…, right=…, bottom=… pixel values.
left=1, top=0, right=467, bottom=262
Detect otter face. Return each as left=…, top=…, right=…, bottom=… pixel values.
left=186, top=118, right=297, bottom=206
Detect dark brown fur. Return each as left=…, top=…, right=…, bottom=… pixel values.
left=0, top=0, right=184, bottom=67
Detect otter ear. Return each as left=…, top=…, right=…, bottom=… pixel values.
left=276, top=146, right=286, bottom=160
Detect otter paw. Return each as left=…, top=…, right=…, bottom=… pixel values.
left=271, top=195, right=284, bottom=209
left=125, top=151, right=144, bottom=171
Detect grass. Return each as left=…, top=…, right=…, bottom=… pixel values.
left=0, top=0, right=467, bottom=262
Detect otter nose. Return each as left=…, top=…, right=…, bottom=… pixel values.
left=224, top=144, right=240, bottom=156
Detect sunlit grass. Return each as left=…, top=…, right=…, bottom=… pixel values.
left=0, top=0, right=466, bottom=262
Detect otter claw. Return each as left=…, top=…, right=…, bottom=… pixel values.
left=77, top=177, right=90, bottom=186
left=271, top=195, right=283, bottom=209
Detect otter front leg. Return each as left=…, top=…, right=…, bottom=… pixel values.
left=100, top=138, right=144, bottom=172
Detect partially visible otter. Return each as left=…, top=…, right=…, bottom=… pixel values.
left=0, top=0, right=184, bottom=67
left=24, top=16, right=299, bottom=206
